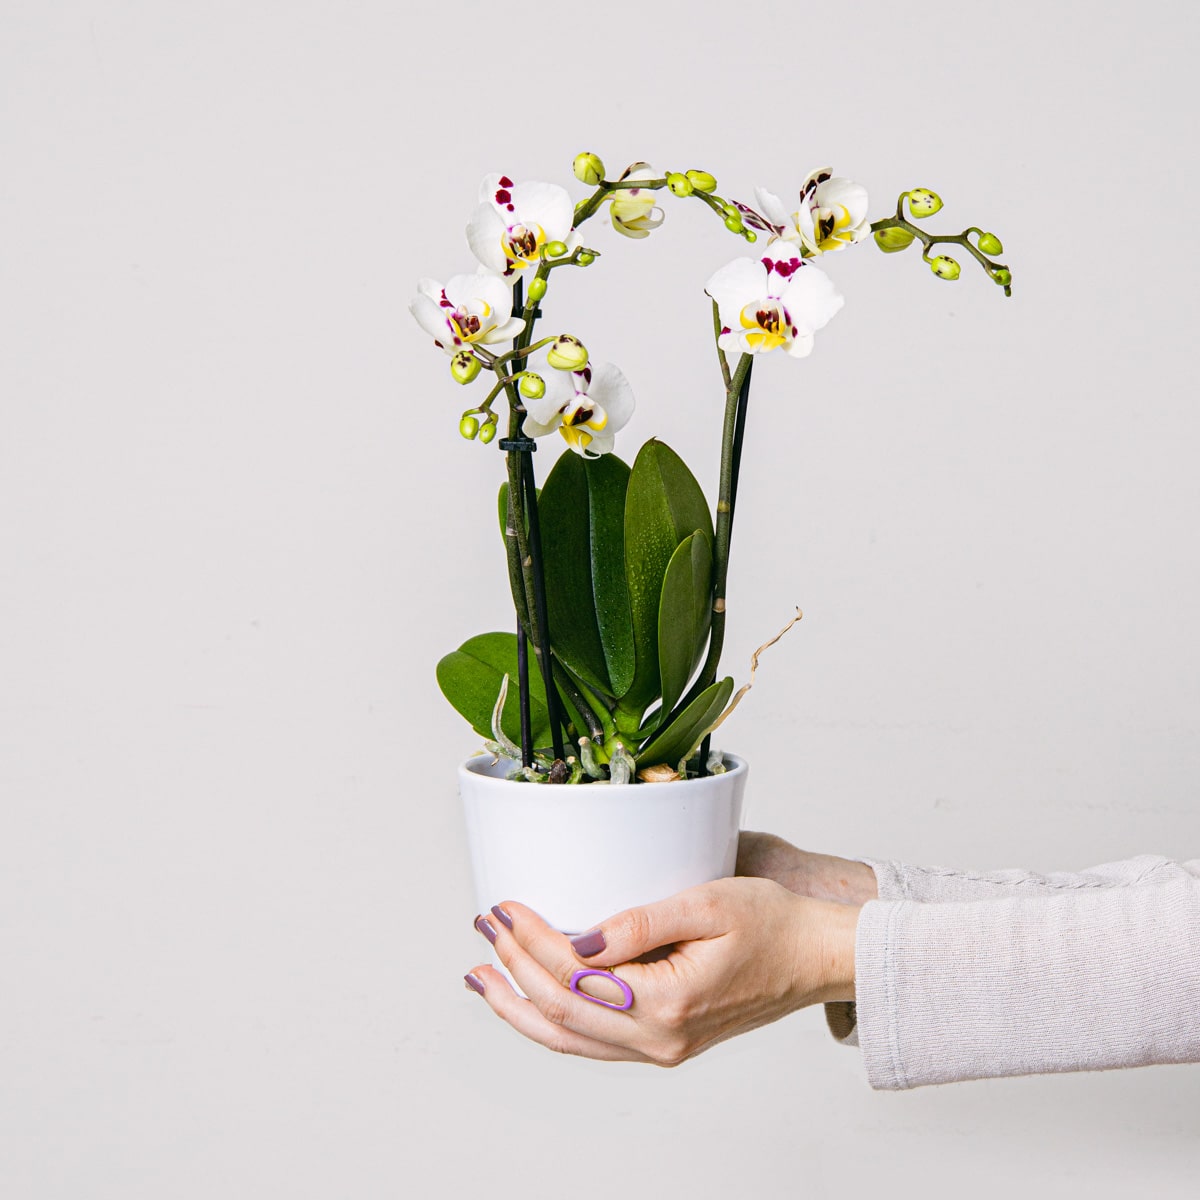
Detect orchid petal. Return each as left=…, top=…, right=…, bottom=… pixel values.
left=705, top=257, right=768, bottom=317
left=784, top=332, right=816, bottom=358
left=466, top=204, right=510, bottom=273
left=410, top=293, right=453, bottom=345
left=754, top=186, right=790, bottom=229
left=779, top=266, right=845, bottom=333
left=587, top=362, right=635, bottom=432
left=509, top=180, right=575, bottom=241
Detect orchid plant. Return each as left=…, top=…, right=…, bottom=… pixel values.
left=415, top=153, right=1011, bottom=784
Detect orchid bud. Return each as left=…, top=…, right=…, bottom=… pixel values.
left=907, top=189, right=943, bottom=218
left=721, top=203, right=739, bottom=218
left=929, top=255, right=961, bottom=280
left=545, top=240, right=568, bottom=260
left=547, top=335, right=589, bottom=371
left=977, top=231, right=1004, bottom=255
left=577, top=251, right=595, bottom=266
left=478, top=418, right=497, bottom=444
left=991, top=267, right=1012, bottom=287
left=743, top=229, right=757, bottom=242
left=459, top=414, right=480, bottom=440
left=874, top=227, right=915, bottom=253
left=724, top=214, right=744, bottom=234
left=573, top=152, right=606, bottom=186
left=527, top=276, right=547, bottom=302
left=450, top=351, right=482, bottom=385
left=519, top=372, right=545, bottom=399
left=666, top=172, right=693, bottom=197
left=686, top=169, right=717, bottom=193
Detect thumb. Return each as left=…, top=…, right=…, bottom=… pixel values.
left=569, top=883, right=726, bottom=967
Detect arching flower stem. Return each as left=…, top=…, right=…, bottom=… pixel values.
left=871, top=192, right=1012, bottom=295
left=667, top=350, right=755, bottom=723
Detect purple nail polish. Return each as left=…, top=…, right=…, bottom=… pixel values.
left=490, top=905, right=513, bottom=930
left=570, top=928, right=606, bottom=958
left=474, top=915, right=498, bottom=945
left=464, top=972, right=485, bottom=996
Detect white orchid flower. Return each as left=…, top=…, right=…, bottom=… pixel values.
left=607, top=162, right=665, bottom=239
left=467, top=174, right=580, bottom=277
left=410, top=272, right=525, bottom=354
left=521, top=350, right=634, bottom=457
left=705, top=250, right=844, bottom=358
left=794, top=168, right=870, bottom=255
left=736, top=168, right=870, bottom=256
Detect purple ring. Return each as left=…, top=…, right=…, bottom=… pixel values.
left=570, top=968, right=634, bottom=1011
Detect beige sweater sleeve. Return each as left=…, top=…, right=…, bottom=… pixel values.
left=826, top=855, right=1200, bottom=1089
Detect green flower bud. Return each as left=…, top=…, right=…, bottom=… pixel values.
left=686, top=169, right=717, bottom=193
left=577, top=251, right=595, bottom=266
left=573, top=152, right=605, bottom=186
left=666, top=172, right=693, bottom=197
left=527, top=276, right=547, bottom=303
left=724, top=214, right=744, bottom=234
left=721, top=203, right=739, bottom=218
left=907, top=188, right=943, bottom=218
left=743, top=229, right=757, bottom=243
left=544, top=240, right=568, bottom=259
left=977, top=231, right=1004, bottom=255
left=546, top=334, right=589, bottom=372
left=929, top=255, right=961, bottom=281
left=519, top=372, right=545, bottom=399
left=459, top=414, right=480, bottom=440
left=991, top=267, right=1012, bottom=287
left=478, top=418, right=497, bottom=444
left=450, top=351, right=482, bottom=385
left=873, top=227, right=915, bottom=253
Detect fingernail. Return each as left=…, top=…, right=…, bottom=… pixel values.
left=490, top=905, right=513, bottom=930
left=474, top=915, right=498, bottom=945
left=464, top=972, right=485, bottom=996
left=570, top=928, right=606, bottom=958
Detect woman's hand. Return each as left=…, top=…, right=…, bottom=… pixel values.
left=737, top=831, right=878, bottom=904
left=465, top=876, right=860, bottom=1065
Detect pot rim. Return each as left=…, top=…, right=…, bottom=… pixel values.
left=460, top=750, right=748, bottom=786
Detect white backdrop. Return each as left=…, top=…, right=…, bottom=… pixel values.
left=3, top=0, right=1200, bottom=1195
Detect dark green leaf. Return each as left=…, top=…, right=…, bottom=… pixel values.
left=635, top=676, right=734, bottom=768
left=657, top=530, right=713, bottom=719
left=539, top=452, right=632, bottom=697
left=622, top=440, right=713, bottom=715
left=436, top=632, right=553, bottom=748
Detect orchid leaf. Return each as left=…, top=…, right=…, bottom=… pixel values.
left=635, top=676, right=734, bottom=768
left=657, top=531, right=713, bottom=719
left=622, top=440, right=713, bottom=715
left=539, top=451, right=632, bottom=698
left=436, top=632, right=552, bottom=748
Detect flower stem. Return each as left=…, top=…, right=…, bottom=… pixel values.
left=520, top=451, right=566, bottom=761
left=670, top=352, right=754, bottom=718
left=516, top=619, right=533, bottom=768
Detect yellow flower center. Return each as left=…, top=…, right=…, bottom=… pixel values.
left=739, top=301, right=790, bottom=352
left=502, top=223, right=546, bottom=269
left=560, top=426, right=594, bottom=452
left=449, top=301, right=493, bottom=344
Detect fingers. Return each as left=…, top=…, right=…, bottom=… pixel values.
left=465, top=965, right=650, bottom=1063
left=559, top=881, right=728, bottom=969
left=479, top=905, right=648, bottom=1044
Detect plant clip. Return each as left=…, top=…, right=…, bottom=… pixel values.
left=498, top=437, right=538, bottom=453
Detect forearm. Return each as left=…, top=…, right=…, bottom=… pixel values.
left=854, top=873, right=1200, bottom=1089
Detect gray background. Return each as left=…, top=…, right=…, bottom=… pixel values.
left=3, top=0, right=1199, bottom=1195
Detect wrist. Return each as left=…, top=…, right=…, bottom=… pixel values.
left=799, top=899, right=860, bottom=1005
left=808, top=856, right=878, bottom=906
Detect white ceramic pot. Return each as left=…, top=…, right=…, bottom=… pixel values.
left=459, top=752, right=749, bottom=934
